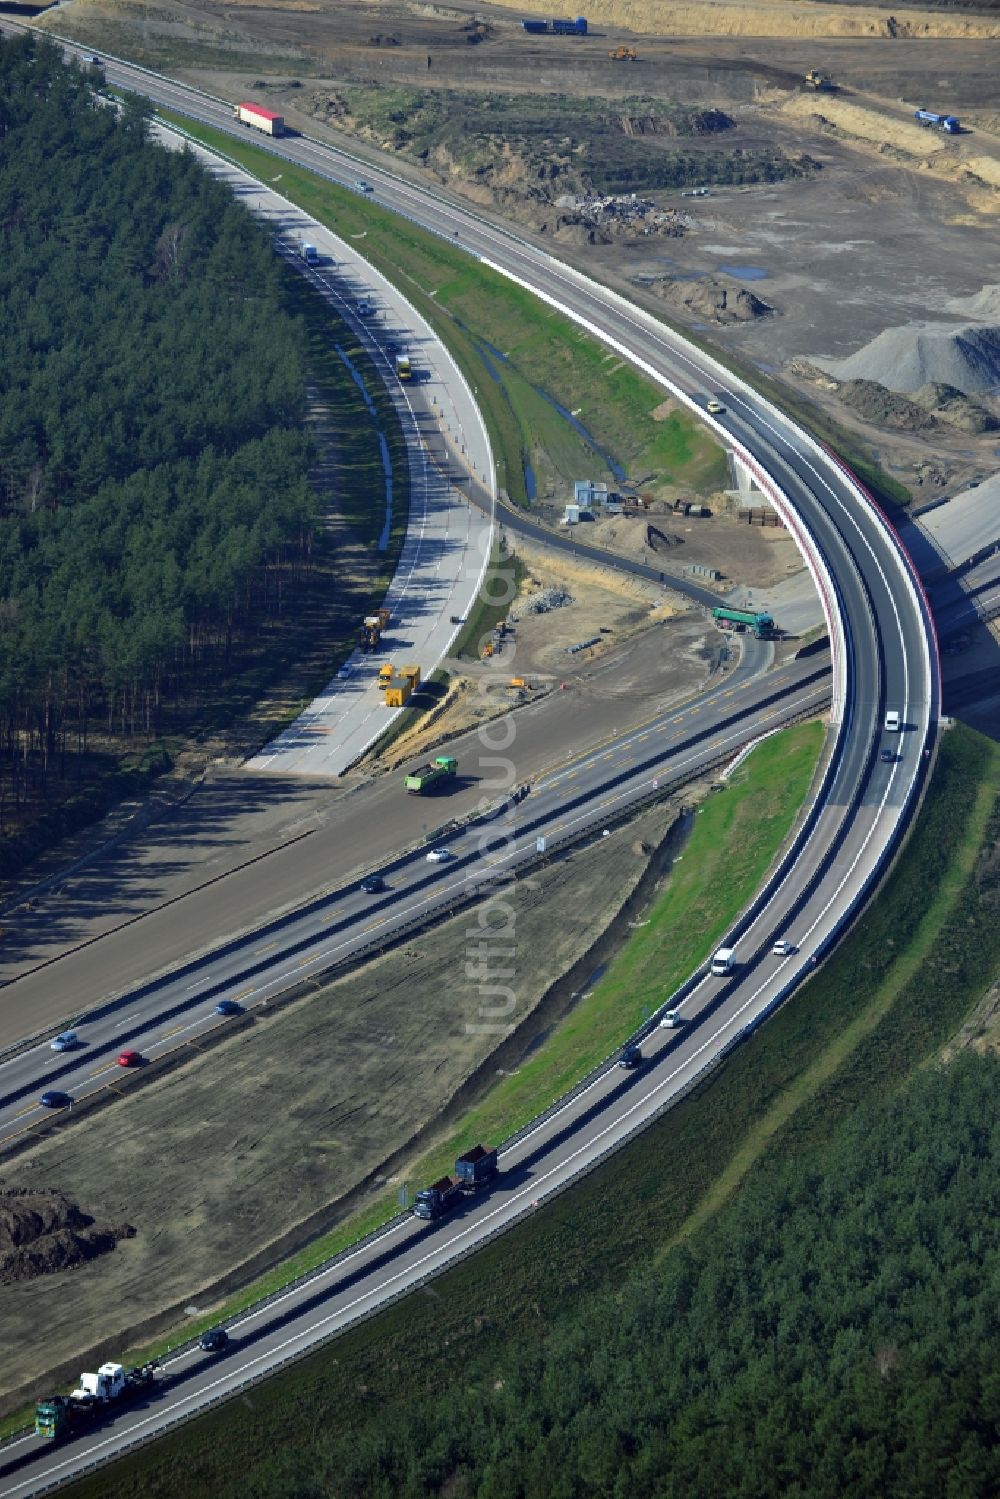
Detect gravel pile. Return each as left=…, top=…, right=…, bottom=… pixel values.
left=816, top=321, right=1000, bottom=395
left=946, top=285, right=1000, bottom=320
left=510, top=587, right=573, bottom=620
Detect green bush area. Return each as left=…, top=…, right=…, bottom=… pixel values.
left=0, top=35, right=317, bottom=841
left=326, top=87, right=810, bottom=197
left=64, top=724, right=1000, bottom=1499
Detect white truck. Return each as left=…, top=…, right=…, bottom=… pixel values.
left=233, top=102, right=284, bottom=137
left=36, top=1361, right=159, bottom=1442
left=711, top=946, right=735, bottom=976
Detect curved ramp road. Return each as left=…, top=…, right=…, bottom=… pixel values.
left=0, top=29, right=940, bottom=1495
left=152, top=140, right=496, bottom=780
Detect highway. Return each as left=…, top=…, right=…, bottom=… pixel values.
left=0, top=29, right=939, bottom=1496
left=0, top=650, right=827, bottom=1143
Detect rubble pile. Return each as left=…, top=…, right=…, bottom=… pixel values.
left=553, top=193, right=694, bottom=236
left=511, top=587, right=574, bottom=620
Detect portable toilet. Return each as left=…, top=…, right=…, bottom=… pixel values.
left=564, top=503, right=580, bottom=525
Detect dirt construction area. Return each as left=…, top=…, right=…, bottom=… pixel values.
left=44, top=0, right=1000, bottom=499
left=377, top=517, right=800, bottom=766
left=0, top=794, right=687, bottom=1410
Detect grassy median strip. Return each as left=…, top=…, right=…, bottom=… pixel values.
left=157, top=112, right=724, bottom=506
left=42, top=721, right=820, bottom=1392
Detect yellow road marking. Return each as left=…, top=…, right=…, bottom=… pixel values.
left=13, top=1103, right=37, bottom=1119
left=89, top=1064, right=115, bottom=1079
left=159, top=1024, right=185, bottom=1041
left=232, top=988, right=255, bottom=1001
left=254, top=941, right=279, bottom=955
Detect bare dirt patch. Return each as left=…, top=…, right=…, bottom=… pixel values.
left=0, top=796, right=687, bottom=1408
left=376, top=527, right=720, bottom=766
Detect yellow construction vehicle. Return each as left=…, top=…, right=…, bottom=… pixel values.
left=804, top=69, right=834, bottom=91
left=609, top=45, right=638, bottom=61
left=377, top=663, right=394, bottom=690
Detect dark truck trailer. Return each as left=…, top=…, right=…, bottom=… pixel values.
left=551, top=15, right=588, bottom=33
left=413, top=1175, right=464, bottom=1220
left=521, top=18, right=548, bottom=31
left=455, top=1143, right=498, bottom=1190
left=414, top=1144, right=498, bottom=1219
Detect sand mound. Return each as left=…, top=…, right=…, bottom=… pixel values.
left=946, top=285, right=1000, bottom=320
left=644, top=276, right=773, bottom=325
left=815, top=322, right=1000, bottom=396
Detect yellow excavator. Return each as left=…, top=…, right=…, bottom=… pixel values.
left=609, top=45, right=638, bottom=61
left=804, top=69, right=835, bottom=91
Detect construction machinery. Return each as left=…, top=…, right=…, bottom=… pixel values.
left=712, top=606, right=775, bottom=639
left=404, top=753, right=457, bottom=795
left=359, top=607, right=391, bottom=653
left=609, top=45, right=638, bottom=60
left=377, top=663, right=394, bottom=690
left=36, top=1362, right=159, bottom=1443
left=804, top=69, right=835, bottom=91
left=385, top=666, right=419, bottom=708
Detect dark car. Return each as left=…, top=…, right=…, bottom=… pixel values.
left=199, top=1327, right=230, bottom=1354
left=214, top=999, right=243, bottom=1017
left=361, top=875, right=386, bottom=894
left=617, top=1043, right=643, bottom=1070
left=879, top=748, right=896, bottom=763
left=40, top=1090, right=72, bottom=1109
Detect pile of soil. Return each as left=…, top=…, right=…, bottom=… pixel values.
left=911, top=381, right=999, bottom=433
left=0, top=1186, right=135, bottom=1285
left=616, top=108, right=733, bottom=137
left=838, top=379, right=936, bottom=430
left=816, top=321, right=1000, bottom=395
left=837, top=378, right=998, bottom=433
left=644, top=275, right=774, bottom=324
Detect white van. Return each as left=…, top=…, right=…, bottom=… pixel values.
left=711, top=946, right=735, bottom=976
left=884, top=709, right=901, bottom=732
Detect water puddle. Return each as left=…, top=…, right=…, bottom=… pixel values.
left=718, top=264, right=770, bottom=281
left=534, top=386, right=626, bottom=481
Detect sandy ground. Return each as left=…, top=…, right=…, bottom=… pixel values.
left=373, top=490, right=808, bottom=770
left=0, top=794, right=687, bottom=1409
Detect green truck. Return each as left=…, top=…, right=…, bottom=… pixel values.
left=404, top=755, right=458, bottom=794
left=711, top=606, right=775, bottom=639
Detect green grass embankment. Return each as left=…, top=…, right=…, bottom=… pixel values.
left=58, top=723, right=1000, bottom=1498
left=158, top=113, right=726, bottom=506
left=46, top=720, right=823, bottom=1393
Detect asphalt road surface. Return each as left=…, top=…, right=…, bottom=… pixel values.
left=153, top=144, right=496, bottom=779
left=0, top=653, right=829, bottom=1142
left=0, top=29, right=939, bottom=1495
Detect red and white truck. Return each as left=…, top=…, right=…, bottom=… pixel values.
left=233, top=102, right=284, bottom=137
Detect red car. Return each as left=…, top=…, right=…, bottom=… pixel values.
left=117, top=1049, right=143, bottom=1068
